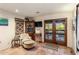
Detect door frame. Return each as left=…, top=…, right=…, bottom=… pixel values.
left=44, top=18, right=67, bottom=46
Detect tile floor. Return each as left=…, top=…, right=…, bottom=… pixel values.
left=0, top=43, right=74, bottom=55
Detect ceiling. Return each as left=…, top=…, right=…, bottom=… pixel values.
left=0, top=3, right=76, bottom=17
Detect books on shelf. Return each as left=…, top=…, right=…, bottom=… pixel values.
left=27, top=28, right=33, bottom=32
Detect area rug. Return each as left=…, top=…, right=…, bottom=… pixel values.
left=43, top=43, right=59, bottom=51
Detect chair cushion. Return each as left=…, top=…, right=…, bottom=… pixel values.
left=23, top=40, right=35, bottom=44
left=20, top=33, right=31, bottom=40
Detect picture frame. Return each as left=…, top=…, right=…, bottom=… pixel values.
left=0, top=18, right=8, bottom=26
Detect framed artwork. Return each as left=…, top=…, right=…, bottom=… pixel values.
left=0, top=18, right=8, bottom=26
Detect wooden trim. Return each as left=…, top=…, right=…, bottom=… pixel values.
left=65, top=18, right=67, bottom=46
left=15, top=18, right=24, bottom=22
left=67, top=47, right=76, bottom=55
left=71, top=49, right=76, bottom=55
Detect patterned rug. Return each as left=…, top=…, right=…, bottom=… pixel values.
left=43, top=43, right=59, bottom=51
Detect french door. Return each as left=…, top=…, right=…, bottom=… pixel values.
left=44, top=18, right=67, bottom=46
left=54, top=19, right=67, bottom=46
left=44, top=20, right=55, bottom=43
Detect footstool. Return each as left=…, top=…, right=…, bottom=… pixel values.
left=22, top=40, right=35, bottom=50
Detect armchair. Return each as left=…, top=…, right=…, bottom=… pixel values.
left=20, top=33, right=35, bottom=49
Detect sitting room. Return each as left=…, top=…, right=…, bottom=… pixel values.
left=0, top=3, right=77, bottom=55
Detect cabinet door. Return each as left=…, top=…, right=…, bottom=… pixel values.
left=25, top=22, right=34, bottom=33
left=25, top=21, right=35, bottom=40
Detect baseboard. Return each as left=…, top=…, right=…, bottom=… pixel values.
left=71, top=48, right=76, bottom=55
left=67, top=47, right=76, bottom=55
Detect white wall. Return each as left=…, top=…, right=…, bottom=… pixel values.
left=34, top=11, right=74, bottom=48
left=72, top=7, right=77, bottom=54
left=0, top=10, right=24, bottom=50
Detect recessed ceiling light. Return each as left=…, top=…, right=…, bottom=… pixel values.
left=15, top=9, right=19, bottom=13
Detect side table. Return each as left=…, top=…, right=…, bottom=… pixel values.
left=11, top=39, right=20, bottom=48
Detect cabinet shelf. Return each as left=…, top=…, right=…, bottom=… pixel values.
left=25, top=21, right=35, bottom=40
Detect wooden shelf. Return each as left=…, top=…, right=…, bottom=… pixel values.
left=25, top=20, right=35, bottom=40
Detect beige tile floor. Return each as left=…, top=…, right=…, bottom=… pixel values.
left=0, top=43, right=74, bottom=55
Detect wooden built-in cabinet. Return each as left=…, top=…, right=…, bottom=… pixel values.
left=25, top=20, right=35, bottom=40
left=44, top=18, right=67, bottom=46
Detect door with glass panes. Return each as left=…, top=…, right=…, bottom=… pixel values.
left=55, top=19, right=67, bottom=46
left=44, top=20, right=55, bottom=43
left=44, top=18, right=67, bottom=46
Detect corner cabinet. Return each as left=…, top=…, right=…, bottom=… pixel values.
left=25, top=20, right=35, bottom=40
left=44, top=18, right=67, bottom=46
